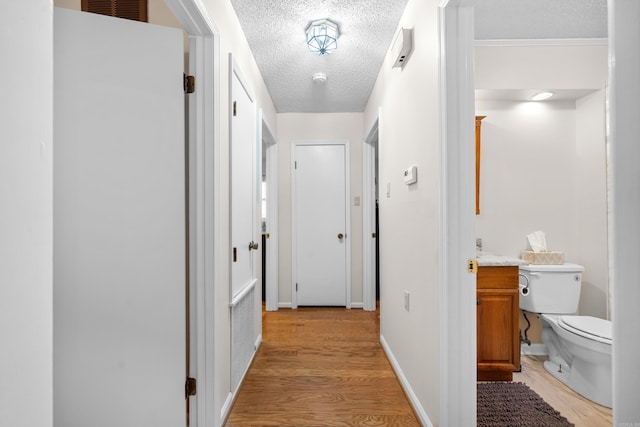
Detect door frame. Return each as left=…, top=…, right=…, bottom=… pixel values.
left=163, top=1, right=219, bottom=426
left=438, top=1, right=477, bottom=426
left=260, top=113, right=279, bottom=312
left=362, top=117, right=379, bottom=312
left=291, top=140, right=351, bottom=309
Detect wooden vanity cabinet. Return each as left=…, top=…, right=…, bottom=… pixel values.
left=477, top=266, right=520, bottom=381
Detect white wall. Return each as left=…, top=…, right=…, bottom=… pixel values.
left=277, top=113, right=364, bottom=306
left=475, top=44, right=609, bottom=336
left=363, top=0, right=440, bottom=423
left=475, top=100, right=578, bottom=257
left=575, top=90, right=609, bottom=319
left=475, top=95, right=609, bottom=320
left=475, top=45, right=608, bottom=90
left=0, top=2, right=53, bottom=427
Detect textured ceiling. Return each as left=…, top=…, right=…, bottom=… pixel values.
left=475, top=0, right=607, bottom=40
left=230, top=0, right=607, bottom=114
left=229, top=0, right=409, bottom=113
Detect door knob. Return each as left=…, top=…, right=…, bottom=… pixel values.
left=249, top=241, right=259, bottom=250
left=337, top=233, right=344, bottom=240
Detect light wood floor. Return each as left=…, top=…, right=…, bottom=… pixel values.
left=224, top=307, right=420, bottom=426
left=514, top=355, right=612, bottom=427
left=223, top=307, right=612, bottom=426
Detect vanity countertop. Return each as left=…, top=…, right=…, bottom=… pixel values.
left=477, top=253, right=527, bottom=267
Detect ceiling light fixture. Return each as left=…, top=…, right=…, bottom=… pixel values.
left=306, top=19, right=339, bottom=55
left=531, top=91, right=554, bottom=101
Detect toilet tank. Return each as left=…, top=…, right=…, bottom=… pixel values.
left=519, top=263, right=584, bottom=314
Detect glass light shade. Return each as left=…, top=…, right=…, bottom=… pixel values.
left=306, top=19, right=339, bottom=55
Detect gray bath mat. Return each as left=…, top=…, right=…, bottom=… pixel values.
left=477, top=382, right=574, bottom=427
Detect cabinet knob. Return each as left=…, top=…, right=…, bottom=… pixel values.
left=477, top=299, right=481, bottom=305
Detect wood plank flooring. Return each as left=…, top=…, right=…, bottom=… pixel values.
left=224, top=307, right=420, bottom=426
left=223, top=307, right=612, bottom=426
left=514, top=355, right=612, bottom=427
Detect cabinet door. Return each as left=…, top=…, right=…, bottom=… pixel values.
left=477, top=288, right=519, bottom=380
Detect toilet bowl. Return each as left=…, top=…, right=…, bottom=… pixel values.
left=540, top=313, right=612, bottom=408
left=519, top=263, right=612, bottom=408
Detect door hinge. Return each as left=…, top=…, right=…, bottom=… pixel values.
left=185, top=377, right=197, bottom=397
left=294, top=161, right=297, bottom=169
left=183, top=74, right=195, bottom=94
left=233, top=101, right=237, bottom=116
left=468, top=259, right=478, bottom=273
left=296, top=283, right=298, bottom=292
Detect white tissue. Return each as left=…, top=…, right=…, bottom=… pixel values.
left=527, top=230, right=547, bottom=252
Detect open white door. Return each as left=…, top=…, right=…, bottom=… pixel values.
left=54, top=8, right=185, bottom=427
left=363, top=121, right=379, bottom=312
left=262, top=118, right=279, bottom=312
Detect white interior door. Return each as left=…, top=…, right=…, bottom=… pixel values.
left=362, top=126, right=378, bottom=311
left=230, top=63, right=258, bottom=301
left=294, top=143, right=348, bottom=306
left=54, top=8, right=185, bottom=427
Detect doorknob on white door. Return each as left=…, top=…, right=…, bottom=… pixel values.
left=249, top=241, right=259, bottom=250
left=337, top=233, right=344, bottom=240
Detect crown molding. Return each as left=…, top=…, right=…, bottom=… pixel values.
left=475, top=37, right=608, bottom=47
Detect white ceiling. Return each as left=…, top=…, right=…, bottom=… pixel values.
left=475, top=0, right=607, bottom=41
left=229, top=0, right=409, bottom=113
left=229, top=0, right=607, bottom=113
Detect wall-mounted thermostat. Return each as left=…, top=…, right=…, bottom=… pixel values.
left=403, top=165, right=417, bottom=185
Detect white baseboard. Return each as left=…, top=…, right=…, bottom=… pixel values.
left=220, top=392, right=233, bottom=426
left=221, top=334, right=262, bottom=425
left=278, top=302, right=363, bottom=309
left=380, top=335, right=433, bottom=427
left=521, top=343, right=548, bottom=356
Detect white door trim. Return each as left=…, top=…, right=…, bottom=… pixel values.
left=609, top=0, right=640, bottom=422
left=291, top=140, right=351, bottom=309
left=362, top=118, right=378, bottom=312
left=162, top=1, right=219, bottom=426
left=262, top=118, right=279, bottom=312
left=438, top=1, right=477, bottom=426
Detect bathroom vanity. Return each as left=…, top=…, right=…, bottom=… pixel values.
left=476, top=257, right=524, bottom=381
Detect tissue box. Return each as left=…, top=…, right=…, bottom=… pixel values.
left=521, top=251, right=565, bottom=265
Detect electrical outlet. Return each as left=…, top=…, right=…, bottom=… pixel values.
left=404, top=291, right=410, bottom=312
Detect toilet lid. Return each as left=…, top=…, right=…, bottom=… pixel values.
left=559, top=315, right=612, bottom=343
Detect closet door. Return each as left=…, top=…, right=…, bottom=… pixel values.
left=54, top=8, right=186, bottom=427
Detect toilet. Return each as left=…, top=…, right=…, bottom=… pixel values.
left=519, top=263, right=612, bottom=408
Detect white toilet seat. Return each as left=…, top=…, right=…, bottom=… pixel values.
left=558, top=315, right=612, bottom=345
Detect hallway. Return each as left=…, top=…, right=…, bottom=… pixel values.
left=224, top=307, right=420, bottom=426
